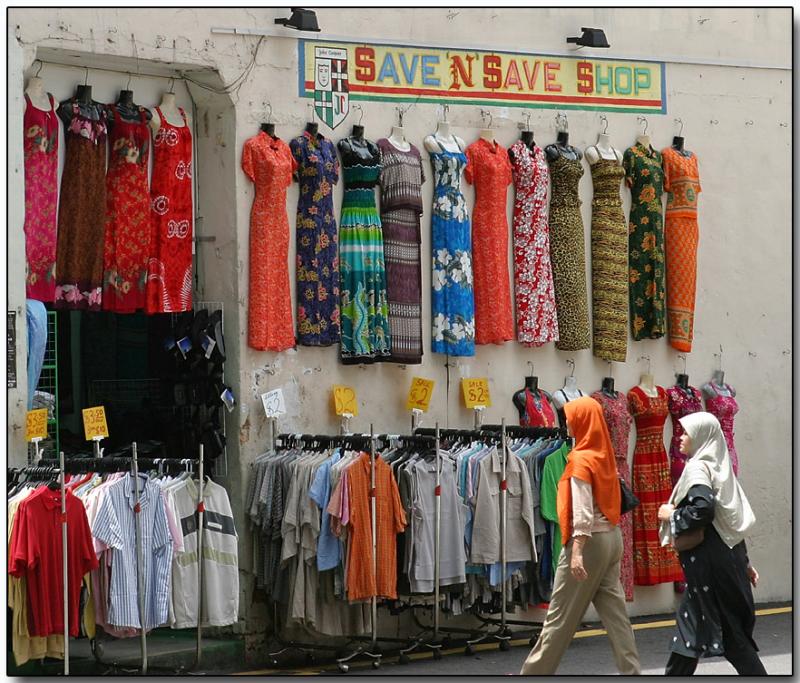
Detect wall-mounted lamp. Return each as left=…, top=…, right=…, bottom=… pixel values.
left=566, top=27, right=610, bottom=48
left=274, top=8, right=321, bottom=32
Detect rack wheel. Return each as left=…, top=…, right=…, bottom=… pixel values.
left=93, top=642, right=105, bottom=659
left=433, top=648, right=443, bottom=660
left=269, top=659, right=279, bottom=667
left=464, top=645, right=474, bottom=656
left=441, top=637, right=451, bottom=648
left=499, top=640, right=510, bottom=651
left=338, top=663, right=349, bottom=674
left=398, top=654, right=410, bottom=665
left=372, top=660, right=381, bottom=669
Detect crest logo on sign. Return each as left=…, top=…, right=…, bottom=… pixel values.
left=314, top=46, right=349, bottom=129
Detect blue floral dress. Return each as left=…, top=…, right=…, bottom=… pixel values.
left=429, top=139, right=475, bottom=356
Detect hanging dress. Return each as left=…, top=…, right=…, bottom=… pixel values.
left=146, top=106, right=194, bottom=314
left=705, top=383, right=740, bottom=476
left=102, top=105, right=152, bottom=313
left=23, top=93, right=59, bottom=302
left=627, top=385, right=683, bottom=586
left=429, top=139, right=475, bottom=356
left=337, top=136, right=391, bottom=363
left=508, top=140, right=558, bottom=346
left=589, top=155, right=628, bottom=362
left=547, top=153, right=590, bottom=351
left=519, top=389, right=557, bottom=428
left=591, top=390, right=635, bottom=601
left=377, top=138, right=425, bottom=364
left=623, top=142, right=666, bottom=340
left=54, top=101, right=107, bottom=311
left=290, top=131, right=340, bottom=346
left=242, top=132, right=298, bottom=351
left=465, top=138, right=514, bottom=345
left=666, top=384, right=704, bottom=486
left=662, top=147, right=701, bottom=352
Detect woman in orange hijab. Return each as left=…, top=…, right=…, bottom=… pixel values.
left=520, top=396, right=640, bottom=675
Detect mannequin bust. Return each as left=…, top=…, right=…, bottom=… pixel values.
left=545, top=130, right=581, bottom=162
left=260, top=121, right=276, bottom=137
left=636, top=133, right=651, bottom=148
left=601, top=376, right=617, bottom=398
left=638, top=372, right=658, bottom=398
left=424, top=121, right=465, bottom=154
left=508, top=130, right=535, bottom=163
left=109, top=89, right=152, bottom=130
left=672, top=135, right=692, bottom=158
left=305, top=120, right=319, bottom=137
left=58, top=84, right=104, bottom=128
left=150, top=92, right=189, bottom=133
left=585, top=132, right=623, bottom=165
left=338, top=126, right=379, bottom=164
left=702, top=370, right=735, bottom=399
left=479, top=127, right=495, bottom=143
left=388, top=125, right=410, bottom=152
left=552, top=375, right=586, bottom=410
left=674, top=373, right=692, bottom=395
left=24, top=76, right=56, bottom=112
left=512, top=376, right=556, bottom=426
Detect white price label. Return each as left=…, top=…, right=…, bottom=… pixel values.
left=261, top=389, right=286, bottom=418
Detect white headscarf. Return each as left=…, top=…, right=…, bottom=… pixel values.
left=661, top=412, right=755, bottom=549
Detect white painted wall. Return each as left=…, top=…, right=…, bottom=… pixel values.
left=8, top=8, right=791, bottom=641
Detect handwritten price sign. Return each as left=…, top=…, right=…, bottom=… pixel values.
left=82, top=406, right=109, bottom=441
left=261, top=388, right=286, bottom=418
left=406, top=377, right=435, bottom=412
left=333, top=385, right=358, bottom=416
left=26, top=409, right=48, bottom=441
left=462, top=378, right=491, bottom=409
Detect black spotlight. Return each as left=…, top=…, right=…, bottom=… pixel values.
left=274, top=8, right=321, bottom=32
left=566, top=27, right=610, bottom=48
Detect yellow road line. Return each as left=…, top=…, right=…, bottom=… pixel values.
left=235, top=605, right=792, bottom=676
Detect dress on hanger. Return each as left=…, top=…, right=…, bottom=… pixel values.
left=667, top=385, right=704, bottom=486
left=662, top=147, right=701, bottom=352
left=520, top=389, right=557, bottom=428
left=589, top=156, right=628, bottom=362
left=548, top=153, right=590, bottom=351
left=429, top=138, right=475, bottom=356
left=102, top=105, right=152, bottom=313
left=145, top=106, right=194, bottom=314
left=377, top=138, right=425, bottom=364
left=23, top=93, right=59, bottom=302
left=591, top=390, right=634, bottom=601
left=290, top=131, right=341, bottom=346
left=242, top=132, right=297, bottom=351
left=465, top=138, right=514, bottom=345
left=623, top=142, right=666, bottom=340
left=704, top=383, right=740, bottom=476
left=55, top=101, right=107, bottom=311
left=508, top=140, right=558, bottom=346
left=627, top=385, right=682, bottom=586
left=337, top=137, right=391, bottom=363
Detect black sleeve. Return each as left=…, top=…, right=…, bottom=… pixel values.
left=673, top=484, right=715, bottom=534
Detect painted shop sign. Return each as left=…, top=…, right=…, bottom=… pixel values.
left=299, top=39, right=666, bottom=128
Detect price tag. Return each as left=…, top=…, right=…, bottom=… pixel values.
left=261, top=388, right=286, bottom=418
left=406, top=377, right=435, bottom=412
left=333, top=385, right=358, bottom=417
left=26, top=409, right=48, bottom=441
left=462, top=378, right=491, bottom=409
left=82, top=406, right=109, bottom=441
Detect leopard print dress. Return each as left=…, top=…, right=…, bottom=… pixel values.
left=547, top=152, right=591, bottom=351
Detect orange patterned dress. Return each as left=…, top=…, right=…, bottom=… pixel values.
left=242, top=132, right=298, bottom=351
left=662, top=147, right=701, bottom=352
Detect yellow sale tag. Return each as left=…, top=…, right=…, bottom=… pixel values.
left=462, top=378, right=491, bottom=409
left=82, top=406, right=109, bottom=440
left=406, top=377, right=435, bottom=412
left=26, top=409, right=48, bottom=441
left=333, top=385, right=358, bottom=416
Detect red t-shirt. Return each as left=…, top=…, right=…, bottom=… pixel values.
left=9, top=486, right=98, bottom=637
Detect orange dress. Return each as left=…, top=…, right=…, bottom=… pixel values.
left=242, top=132, right=298, bottom=351
left=345, top=453, right=406, bottom=601
left=662, top=147, right=701, bottom=352
left=465, top=138, right=514, bottom=345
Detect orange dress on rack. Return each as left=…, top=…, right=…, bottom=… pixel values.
left=465, top=138, right=514, bottom=345
left=662, top=147, right=701, bottom=352
left=242, top=132, right=298, bottom=351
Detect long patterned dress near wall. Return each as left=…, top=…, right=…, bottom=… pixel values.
left=704, top=382, right=740, bottom=476
left=23, top=93, right=59, bottom=303
left=624, top=142, right=666, bottom=340
left=662, top=147, right=701, bottom=352
left=242, top=131, right=298, bottom=352
left=666, top=384, right=704, bottom=486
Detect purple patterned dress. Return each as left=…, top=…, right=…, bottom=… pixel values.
left=666, top=385, right=704, bottom=486
left=705, top=383, right=740, bottom=476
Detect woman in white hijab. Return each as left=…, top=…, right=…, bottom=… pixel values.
left=657, top=412, right=766, bottom=675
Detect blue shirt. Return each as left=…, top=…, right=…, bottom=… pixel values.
left=308, top=450, right=342, bottom=571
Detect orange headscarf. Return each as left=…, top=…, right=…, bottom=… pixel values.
left=557, top=396, right=621, bottom=544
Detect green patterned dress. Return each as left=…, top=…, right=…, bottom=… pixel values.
left=623, top=143, right=666, bottom=340
left=337, top=137, right=391, bottom=363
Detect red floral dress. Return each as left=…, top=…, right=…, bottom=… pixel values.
left=145, top=107, right=193, bottom=314
left=592, top=390, right=634, bottom=601
left=628, top=385, right=682, bottom=585
left=465, top=138, right=514, bottom=345
left=102, top=105, right=152, bottom=313
left=23, top=93, right=59, bottom=302
left=242, top=132, right=298, bottom=351
left=509, top=140, right=559, bottom=346
left=666, top=385, right=703, bottom=486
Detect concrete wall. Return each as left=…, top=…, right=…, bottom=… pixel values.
left=8, top=7, right=791, bottom=644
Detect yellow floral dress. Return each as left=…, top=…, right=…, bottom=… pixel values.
left=623, top=143, right=666, bottom=340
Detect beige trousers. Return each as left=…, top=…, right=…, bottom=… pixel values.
left=520, top=527, right=641, bottom=675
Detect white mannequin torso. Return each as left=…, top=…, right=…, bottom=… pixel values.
left=150, top=93, right=189, bottom=133
left=24, top=77, right=56, bottom=112
left=586, top=133, right=622, bottom=165
left=636, top=134, right=651, bottom=148
left=638, top=373, right=658, bottom=398
left=479, top=128, right=495, bottom=143
left=388, top=125, right=410, bottom=152
left=424, top=122, right=464, bottom=154
left=552, top=376, right=586, bottom=409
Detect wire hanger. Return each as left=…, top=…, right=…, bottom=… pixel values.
left=480, top=109, right=493, bottom=129
left=33, top=59, right=43, bottom=78
left=566, top=358, right=575, bottom=377
left=125, top=72, right=132, bottom=90
left=637, top=116, right=648, bottom=136
left=440, top=103, right=449, bottom=122
left=527, top=361, right=535, bottom=376
left=265, top=102, right=273, bottom=123
left=674, top=117, right=684, bottom=136
left=84, top=67, right=90, bottom=85
left=168, top=76, right=176, bottom=94
left=677, top=353, right=687, bottom=374
left=353, top=103, right=364, bottom=126
left=523, top=112, right=533, bottom=131
left=600, top=114, right=609, bottom=134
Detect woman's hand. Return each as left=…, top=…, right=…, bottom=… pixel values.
left=658, top=504, right=675, bottom=522
left=746, top=565, right=759, bottom=588
left=570, top=536, right=589, bottom=581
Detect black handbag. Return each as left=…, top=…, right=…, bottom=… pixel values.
left=619, top=478, right=640, bottom=515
